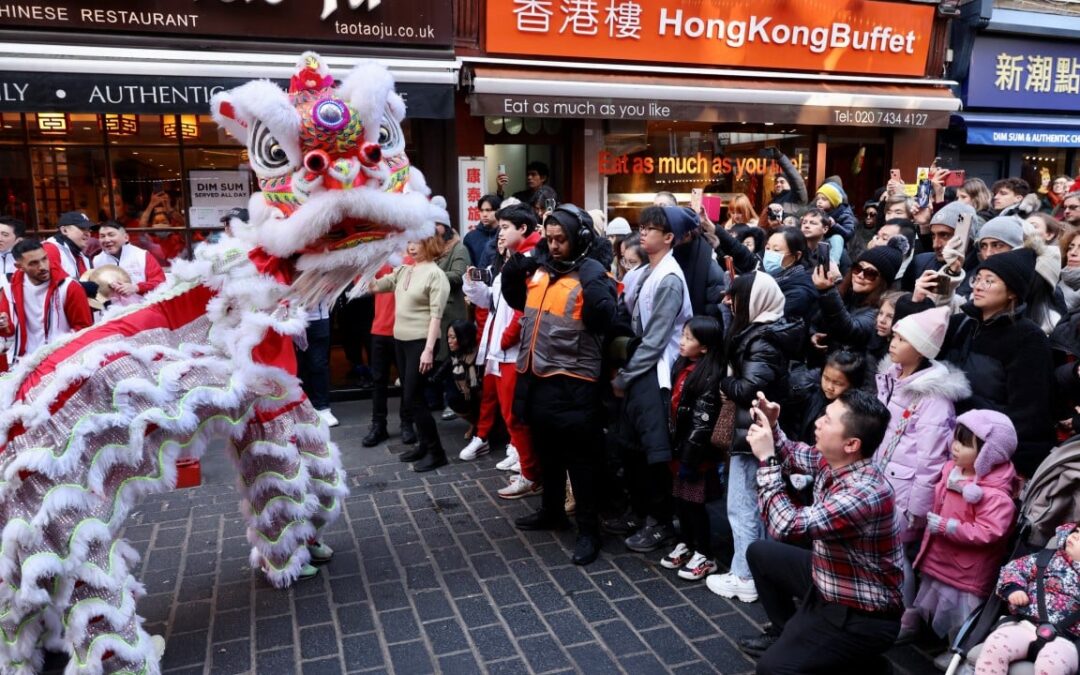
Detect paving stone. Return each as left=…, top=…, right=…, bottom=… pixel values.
left=329, top=574, right=368, bottom=605
left=422, top=617, right=468, bottom=655
left=524, top=581, right=570, bottom=613
left=295, top=595, right=333, bottom=625
left=337, top=603, right=376, bottom=636
left=210, top=638, right=251, bottom=674
left=368, top=582, right=409, bottom=611
left=486, top=658, right=531, bottom=675
left=300, top=625, right=339, bottom=660
left=212, top=608, right=252, bottom=643
left=666, top=603, right=716, bottom=640
left=594, top=619, right=648, bottom=655
left=692, top=635, right=755, bottom=673
left=455, top=595, right=499, bottom=627
left=387, top=640, right=434, bottom=674
left=518, top=634, right=571, bottom=673
left=641, top=626, right=701, bottom=665
left=499, top=603, right=547, bottom=638
left=618, top=652, right=670, bottom=674
left=566, top=643, right=621, bottom=674
left=437, top=652, right=481, bottom=673
left=341, top=632, right=383, bottom=670
left=301, top=657, right=343, bottom=675
left=592, top=571, right=638, bottom=600
left=377, top=607, right=420, bottom=644
left=545, top=610, right=593, bottom=647
left=613, top=597, right=665, bottom=631
left=469, top=625, right=518, bottom=662
left=414, top=590, right=455, bottom=622
left=172, top=600, right=212, bottom=634
left=569, top=590, right=618, bottom=623
left=160, top=630, right=207, bottom=668
left=256, top=615, right=294, bottom=651
left=485, top=576, right=527, bottom=606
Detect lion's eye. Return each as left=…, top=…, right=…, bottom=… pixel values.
left=252, top=121, right=290, bottom=171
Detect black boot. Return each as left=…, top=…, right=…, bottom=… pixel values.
left=362, top=423, right=389, bottom=448
left=400, top=445, right=426, bottom=463
left=400, top=422, right=418, bottom=445
left=515, top=509, right=572, bottom=531
left=572, top=533, right=601, bottom=566
left=413, top=446, right=448, bottom=473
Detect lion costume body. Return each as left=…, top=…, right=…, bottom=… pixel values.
left=0, top=53, right=442, bottom=673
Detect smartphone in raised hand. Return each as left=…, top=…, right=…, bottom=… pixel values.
left=690, top=188, right=703, bottom=213
left=816, top=241, right=831, bottom=275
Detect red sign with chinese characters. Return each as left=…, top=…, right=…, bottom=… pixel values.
left=458, top=158, right=487, bottom=233
left=486, top=0, right=935, bottom=76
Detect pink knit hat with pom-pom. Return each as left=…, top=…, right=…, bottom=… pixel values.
left=956, top=409, right=1017, bottom=503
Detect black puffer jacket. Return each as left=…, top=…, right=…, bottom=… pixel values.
left=814, top=286, right=879, bottom=353
left=721, top=319, right=804, bottom=455
left=771, top=264, right=817, bottom=326
left=941, top=302, right=1055, bottom=477
left=670, top=363, right=721, bottom=468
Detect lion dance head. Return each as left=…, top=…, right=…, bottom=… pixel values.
left=211, top=52, right=445, bottom=305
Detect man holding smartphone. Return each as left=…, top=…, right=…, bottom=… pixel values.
left=737, top=390, right=904, bottom=673
left=901, top=201, right=975, bottom=292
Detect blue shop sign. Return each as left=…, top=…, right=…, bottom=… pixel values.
left=967, top=126, right=1080, bottom=147
left=967, top=35, right=1080, bottom=112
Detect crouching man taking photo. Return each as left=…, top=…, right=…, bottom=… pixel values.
left=739, top=390, right=904, bottom=674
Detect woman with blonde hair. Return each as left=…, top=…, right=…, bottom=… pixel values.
left=371, top=235, right=451, bottom=472
left=957, top=178, right=995, bottom=233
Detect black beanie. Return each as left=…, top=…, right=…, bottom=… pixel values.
left=975, top=247, right=1036, bottom=298
left=858, top=236, right=907, bottom=283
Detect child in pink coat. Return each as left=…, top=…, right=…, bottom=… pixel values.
left=913, top=410, right=1019, bottom=639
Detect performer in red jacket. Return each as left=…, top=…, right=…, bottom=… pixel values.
left=93, top=221, right=167, bottom=298
left=0, top=238, right=92, bottom=367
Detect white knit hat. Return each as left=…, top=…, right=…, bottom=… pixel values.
left=606, top=217, right=631, bottom=235
left=892, top=305, right=951, bottom=360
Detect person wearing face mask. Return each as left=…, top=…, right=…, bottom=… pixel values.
left=762, top=227, right=816, bottom=317
left=43, top=211, right=93, bottom=280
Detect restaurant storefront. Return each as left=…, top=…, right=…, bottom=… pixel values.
left=459, top=0, right=960, bottom=222
left=943, top=0, right=1080, bottom=189
left=0, top=0, right=457, bottom=263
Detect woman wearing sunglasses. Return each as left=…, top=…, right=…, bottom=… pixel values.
left=811, top=236, right=908, bottom=355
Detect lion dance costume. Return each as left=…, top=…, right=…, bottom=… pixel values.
left=0, top=53, right=443, bottom=673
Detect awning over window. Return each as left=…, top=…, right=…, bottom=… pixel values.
left=0, top=42, right=458, bottom=118
left=954, top=111, right=1080, bottom=147
left=466, top=66, right=960, bottom=129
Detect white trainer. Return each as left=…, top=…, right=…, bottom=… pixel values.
left=458, top=436, right=490, bottom=461
left=498, top=474, right=542, bottom=500
left=495, top=444, right=519, bottom=471
left=705, top=572, right=758, bottom=602
left=317, top=408, right=339, bottom=428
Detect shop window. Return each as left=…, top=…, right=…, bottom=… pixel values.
left=107, top=114, right=179, bottom=146
left=30, top=145, right=108, bottom=230
left=602, top=120, right=812, bottom=223
left=110, top=147, right=185, bottom=229
left=183, top=148, right=254, bottom=228
left=188, top=114, right=235, bottom=146
left=0, top=147, right=34, bottom=224
left=28, top=113, right=104, bottom=145
left=0, top=113, right=24, bottom=144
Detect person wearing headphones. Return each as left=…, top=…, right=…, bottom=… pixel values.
left=500, top=204, right=619, bottom=566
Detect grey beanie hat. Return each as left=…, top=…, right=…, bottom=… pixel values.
left=930, top=201, right=976, bottom=230
left=976, top=215, right=1026, bottom=249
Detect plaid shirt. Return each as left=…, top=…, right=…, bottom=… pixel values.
left=757, top=427, right=904, bottom=614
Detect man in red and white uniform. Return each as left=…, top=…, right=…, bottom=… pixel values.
left=0, top=238, right=92, bottom=365
left=92, top=221, right=167, bottom=299
left=43, top=210, right=94, bottom=280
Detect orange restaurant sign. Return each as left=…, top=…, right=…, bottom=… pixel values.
left=486, top=0, right=936, bottom=77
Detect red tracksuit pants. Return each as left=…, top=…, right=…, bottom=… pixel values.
left=477, top=362, right=539, bottom=482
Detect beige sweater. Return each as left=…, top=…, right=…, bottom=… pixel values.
left=372, top=262, right=450, bottom=341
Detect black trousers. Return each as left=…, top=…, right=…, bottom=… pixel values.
left=526, top=376, right=604, bottom=536
left=296, top=318, right=331, bottom=411
left=619, top=372, right=674, bottom=526
left=394, top=339, right=442, bottom=455
left=748, top=539, right=899, bottom=675
left=339, top=295, right=374, bottom=369
left=371, top=335, right=410, bottom=428
left=675, top=499, right=711, bottom=557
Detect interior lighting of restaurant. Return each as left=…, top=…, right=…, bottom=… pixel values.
left=102, top=114, right=139, bottom=136
left=162, top=114, right=199, bottom=140
left=36, top=113, right=68, bottom=134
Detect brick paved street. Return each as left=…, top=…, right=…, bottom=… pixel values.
left=48, top=400, right=942, bottom=674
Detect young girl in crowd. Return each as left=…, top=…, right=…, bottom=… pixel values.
left=912, top=410, right=1018, bottom=642
left=871, top=290, right=905, bottom=361
left=661, top=316, right=725, bottom=582
left=788, top=349, right=867, bottom=446
left=876, top=305, right=972, bottom=639
left=974, top=522, right=1080, bottom=675
left=431, top=320, right=483, bottom=438
left=708, top=271, right=801, bottom=603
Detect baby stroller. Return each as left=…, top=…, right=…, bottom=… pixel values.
left=943, top=436, right=1080, bottom=675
